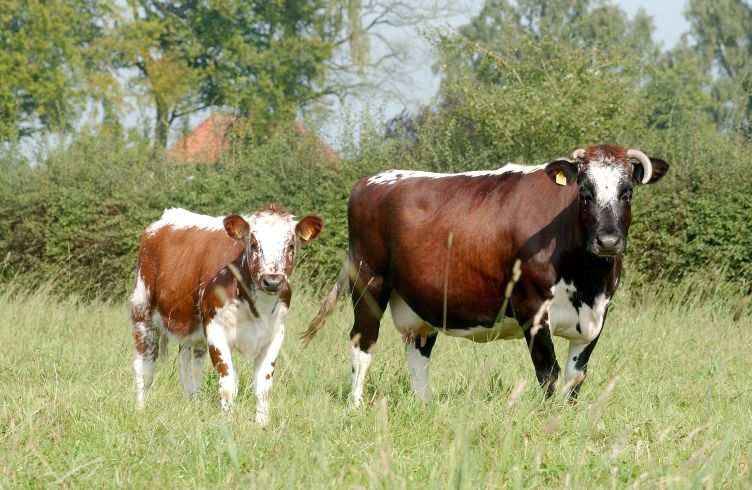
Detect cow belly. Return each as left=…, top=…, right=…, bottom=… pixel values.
left=389, top=292, right=523, bottom=342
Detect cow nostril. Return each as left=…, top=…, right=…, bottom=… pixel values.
left=596, top=234, right=621, bottom=249
left=261, top=274, right=284, bottom=290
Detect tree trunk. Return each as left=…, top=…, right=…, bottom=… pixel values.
left=154, top=95, right=170, bottom=150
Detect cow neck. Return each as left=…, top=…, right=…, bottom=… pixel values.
left=232, top=251, right=260, bottom=318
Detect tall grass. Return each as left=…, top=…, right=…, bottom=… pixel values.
left=1, top=281, right=750, bottom=488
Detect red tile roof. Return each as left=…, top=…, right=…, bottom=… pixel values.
left=167, top=114, right=339, bottom=164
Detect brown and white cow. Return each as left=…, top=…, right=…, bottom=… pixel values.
left=130, top=205, right=323, bottom=425
left=303, top=145, right=668, bottom=405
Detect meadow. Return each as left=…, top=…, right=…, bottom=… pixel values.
left=1, top=280, right=750, bottom=489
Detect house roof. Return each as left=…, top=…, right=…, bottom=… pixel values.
left=167, top=114, right=339, bottom=163
left=167, top=114, right=236, bottom=163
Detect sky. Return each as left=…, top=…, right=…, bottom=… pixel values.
left=319, top=0, right=690, bottom=147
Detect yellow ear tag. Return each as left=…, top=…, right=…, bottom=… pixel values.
left=555, top=171, right=567, bottom=186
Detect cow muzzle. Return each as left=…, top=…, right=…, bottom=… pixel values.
left=259, top=273, right=286, bottom=293
left=593, top=233, right=625, bottom=256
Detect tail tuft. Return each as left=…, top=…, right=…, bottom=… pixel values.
left=300, top=266, right=348, bottom=346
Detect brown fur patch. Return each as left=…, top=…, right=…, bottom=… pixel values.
left=134, top=223, right=244, bottom=338
left=132, top=329, right=146, bottom=354
left=255, top=203, right=292, bottom=217
left=209, top=345, right=229, bottom=377
left=584, top=144, right=627, bottom=162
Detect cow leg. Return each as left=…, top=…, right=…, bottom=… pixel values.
left=132, top=318, right=160, bottom=409
left=206, top=320, right=237, bottom=414
left=405, top=333, right=437, bottom=402
left=564, top=335, right=600, bottom=401
left=349, top=274, right=388, bottom=407
left=524, top=320, right=560, bottom=398
left=179, top=343, right=206, bottom=399
left=253, top=324, right=285, bottom=427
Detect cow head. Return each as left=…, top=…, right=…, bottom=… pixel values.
left=546, top=145, right=669, bottom=257
left=223, top=206, right=323, bottom=295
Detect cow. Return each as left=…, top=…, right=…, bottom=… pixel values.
left=130, top=205, right=323, bottom=425
left=302, top=145, right=668, bottom=406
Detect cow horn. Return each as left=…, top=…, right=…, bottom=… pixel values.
left=626, top=149, right=652, bottom=184
left=572, top=148, right=586, bottom=160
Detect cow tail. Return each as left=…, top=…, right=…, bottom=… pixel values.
left=301, top=264, right=348, bottom=346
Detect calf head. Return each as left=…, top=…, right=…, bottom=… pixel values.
left=223, top=205, right=324, bottom=295
left=546, top=144, right=669, bottom=257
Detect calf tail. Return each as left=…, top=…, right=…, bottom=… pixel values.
left=301, top=265, right=349, bottom=346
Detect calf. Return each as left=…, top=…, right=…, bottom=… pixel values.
left=303, top=145, right=668, bottom=405
left=130, top=205, right=323, bottom=425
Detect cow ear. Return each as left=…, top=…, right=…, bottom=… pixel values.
left=223, top=214, right=250, bottom=241
left=633, top=157, right=669, bottom=185
left=544, top=159, right=578, bottom=187
left=295, top=215, right=324, bottom=243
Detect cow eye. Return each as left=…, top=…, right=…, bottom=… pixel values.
left=620, top=190, right=633, bottom=202
left=580, top=189, right=593, bottom=206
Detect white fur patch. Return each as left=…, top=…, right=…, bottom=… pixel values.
left=586, top=163, right=628, bottom=208
left=351, top=346, right=373, bottom=407
left=405, top=343, right=432, bottom=402
left=549, top=280, right=580, bottom=338
left=130, top=270, right=149, bottom=312
left=389, top=292, right=523, bottom=342
left=145, top=208, right=227, bottom=235
left=564, top=341, right=589, bottom=388
left=366, top=163, right=546, bottom=186
left=250, top=212, right=296, bottom=275
left=548, top=279, right=609, bottom=343
left=205, top=317, right=237, bottom=413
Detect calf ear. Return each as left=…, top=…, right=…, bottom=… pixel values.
left=544, top=159, right=578, bottom=187
left=223, top=214, right=250, bottom=241
left=633, top=157, right=669, bottom=184
left=295, top=215, right=324, bottom=243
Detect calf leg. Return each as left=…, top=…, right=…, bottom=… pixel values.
left=349, top=274, right=389, bottom=407
left=132, top=318, right=160, bottom=409
left=206, top=320, right=237, bottom=414
left=253, top=325, right=285, bottom=427
left=179, top=343, right=206, bottom=399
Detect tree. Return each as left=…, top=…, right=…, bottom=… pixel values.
left=380, top=0, right=664, bottom=165
left=100, top=0, right=335, bottom=149
left=321, top=0, right=456, bottom=104
left=686, top=0, right=752, bottom=136
left=0, top=0, right=106, bottom=142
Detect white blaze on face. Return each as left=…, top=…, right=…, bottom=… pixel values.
left=250, top=212, right=296, bottom=275
left=585, top=162, right=628, bottom=208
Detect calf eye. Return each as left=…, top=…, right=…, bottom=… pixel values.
left=620, top=190, right=633, bottom=202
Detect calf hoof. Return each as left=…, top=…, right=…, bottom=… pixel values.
left=255, top=412, right=270, bottom=427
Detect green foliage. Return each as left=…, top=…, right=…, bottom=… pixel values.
left=100, top=0, right=335, bottom=148
left=0, top=128, right=356, bottom=298
left=0, top=0, right=106, bottom=140
left=686, top=0, right=752, bottom=135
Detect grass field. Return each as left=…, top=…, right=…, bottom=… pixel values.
left=1, top=282, right=751, bottom=489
